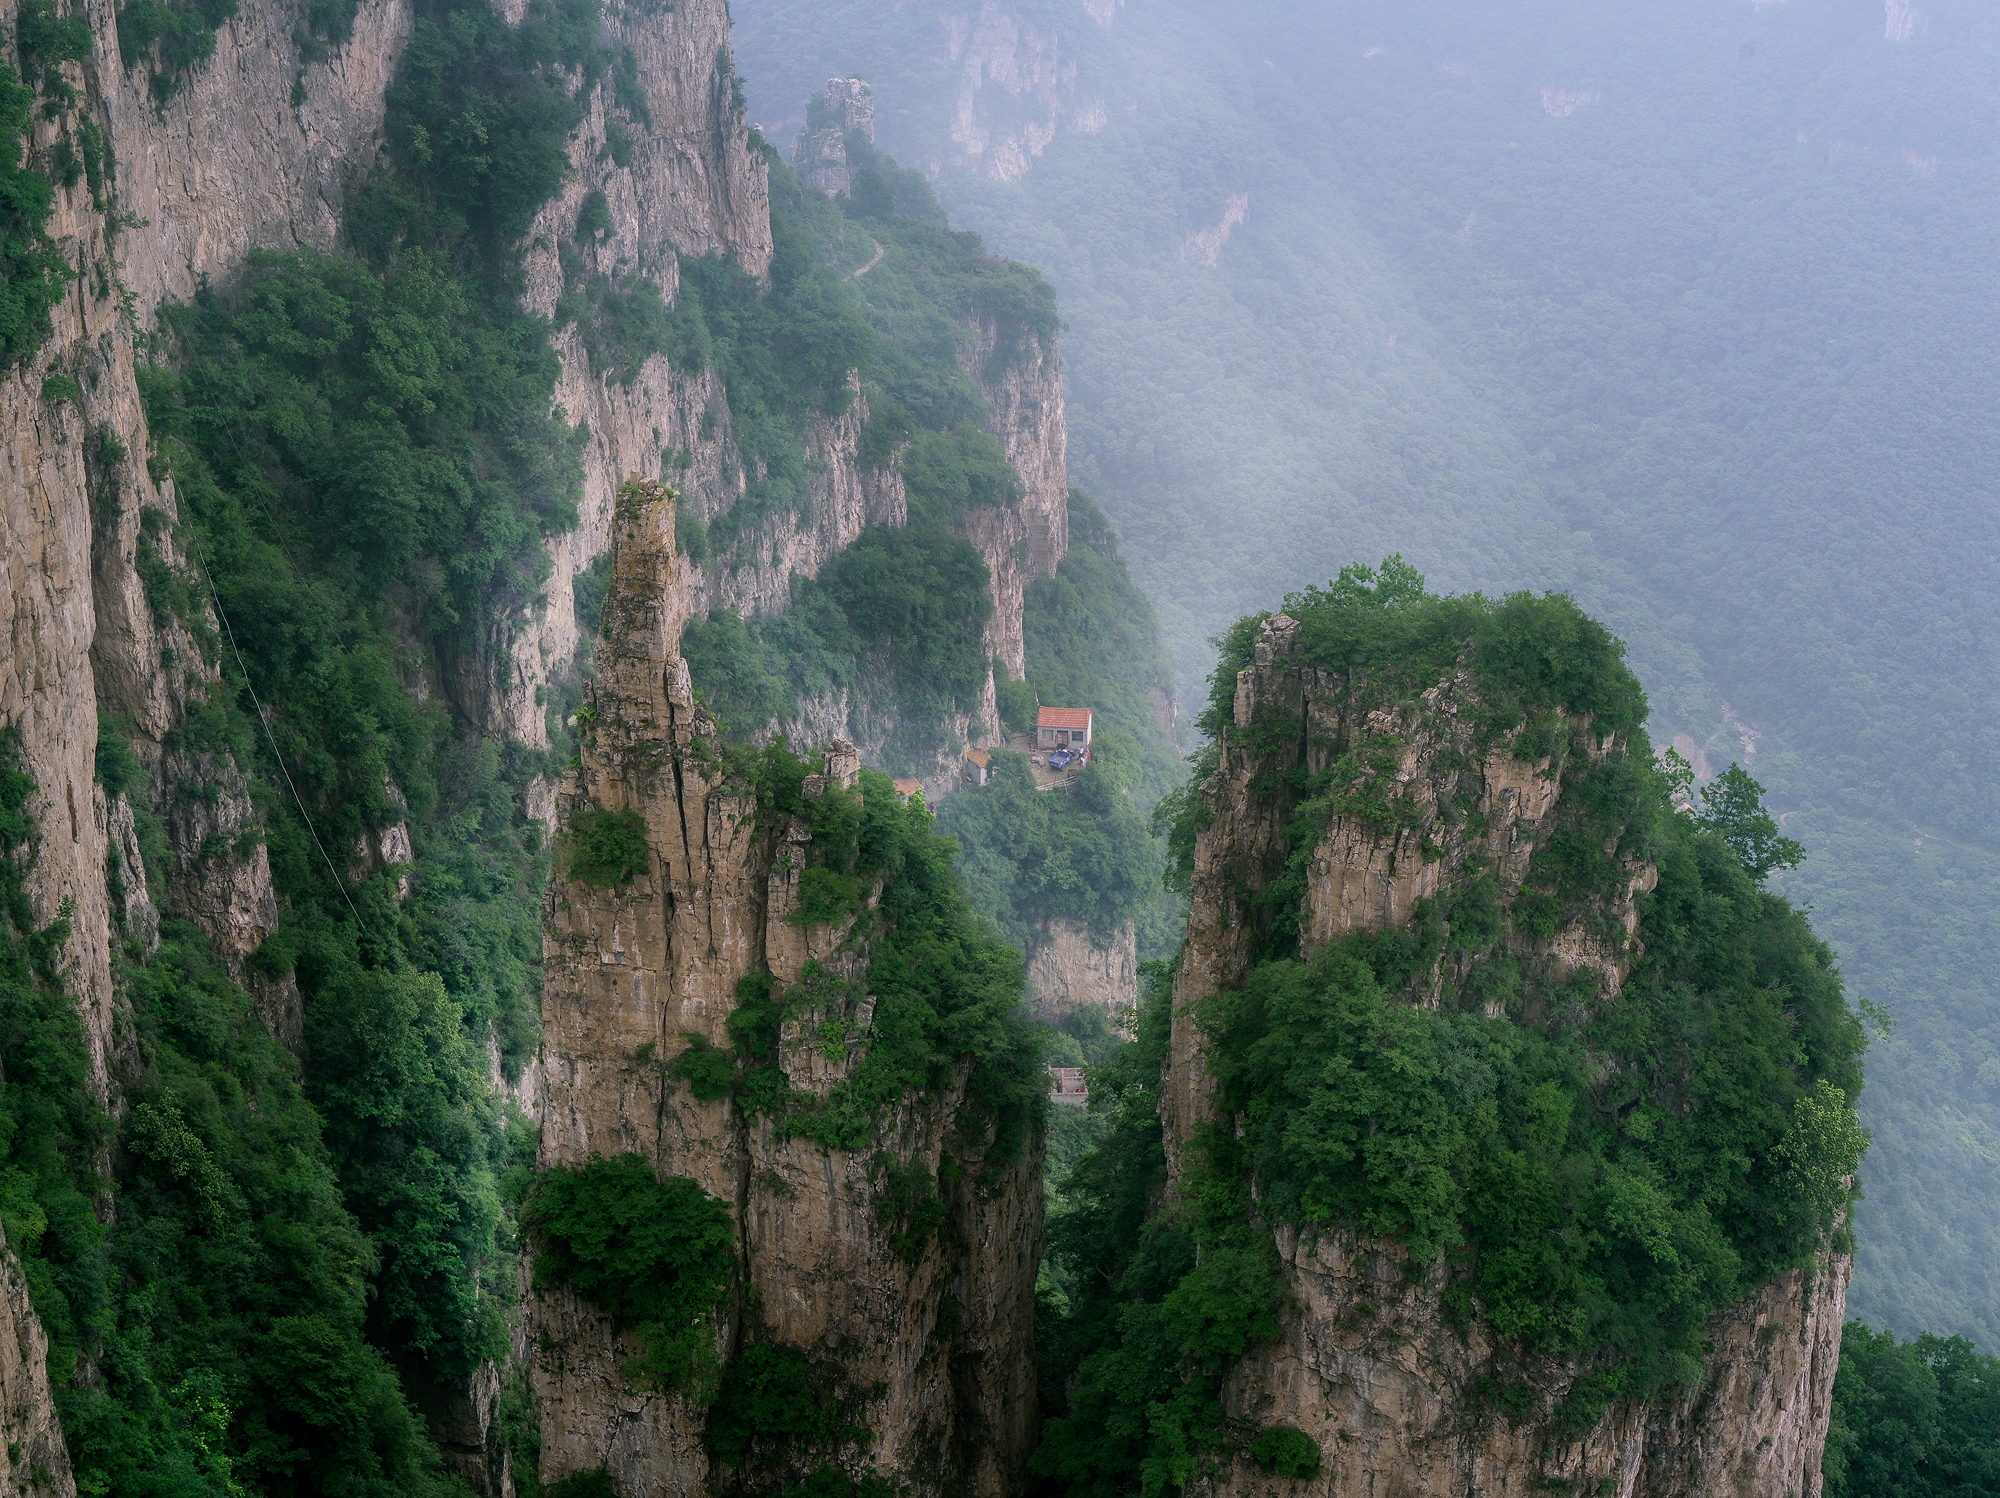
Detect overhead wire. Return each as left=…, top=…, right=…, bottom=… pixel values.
left=179, top=521, right=366, bottom=929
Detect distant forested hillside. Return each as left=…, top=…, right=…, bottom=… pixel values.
left=730, top=0, right=2000, bottom=1349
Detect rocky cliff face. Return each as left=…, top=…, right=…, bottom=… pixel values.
left=529, top=482, right=1039, bottom=1496
left=957, top=318, right=1069, bottom=682
left=0, top=0, right=435, bottom=1463
left=455, top=0, right=781, bottom=749
left=0, top=1224, right=74, bottom=1498
left=1197, top=1238, right=1847, bottom=1498
left=1025, top=917, right=1135, bottom=1028
left=1162, top=614, right=1847, bottom=1498
left=2, top=0, right=1074, bottom=1474
left=792, top=75, right=874, bottom=195
left=938, top=1, right=1108, bottom=181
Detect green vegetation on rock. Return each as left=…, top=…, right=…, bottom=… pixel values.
left=687, top=753, right=1045, bottom=1160
left=0, top=0, right=669, bottom=1487
left=565, top=806, right=651, bottom=888
left=1034, top=584, right=1867, bottom=1493
left=676, top=141, right=1060, bottom=752
left=0, top=58, right=76, bottom=365
left=522, top=1153, right=735, bottom=1392
left=4, top=725, right=475, bottom=1495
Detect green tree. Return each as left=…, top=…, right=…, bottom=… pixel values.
left=1825, top=1323, right=2000, bottom=1498
left=1695, top=764, right=1803, bottom=883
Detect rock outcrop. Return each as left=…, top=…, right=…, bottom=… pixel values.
left=529, top=481, right=1039, bottom=1497
left=792, top=76, right=875, bottom=196
left=1196, top=1240, right=1847, bottom=1498
left=958, top=317, right=1069, bottom=681
left=1025, top=918, right=1135, bottom=1029
left=1161, top=614, right=1847, bottom=1498
left=0, top=1224, right=74, bottom=1498
left=939, top=2, right=1108, bottom=181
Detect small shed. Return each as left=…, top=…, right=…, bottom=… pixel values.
left=962, top=747, right=991, bottom=787
left=1037, top=706, right=1092, bottom=750
left=892, top=777, right=924, bottom=804
left=1048, top=1066, right=1088, bottom=1107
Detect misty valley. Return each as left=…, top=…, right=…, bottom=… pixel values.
left=0, top=0, right=1992, bottom=1495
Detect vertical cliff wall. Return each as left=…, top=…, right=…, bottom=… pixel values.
left=1025, top=917, right=1135, bottom=1028
left=0, top=0, right=431, bottom=1426
left=1157, top=613, right=1848, bottom=1498
left=1, top=0, right=1071, bottom=1477
left=528, top=482, right=1039, bottom=1496
left=957, top=316, right=1069, bottom=682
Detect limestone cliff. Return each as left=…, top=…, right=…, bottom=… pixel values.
left=792, top=76, right=875, bottom=196
left=457, top=0, right=783, bottom=748
left=938, top=1, right=1109, bottom=182
left=0, top=0, right=431, bottom=1466
left=958, top=316, right=1069, bottom=682
left=0, top=0, right=1070, bottom=1474
left=1025, top=917, right=1135, bottom=1029
left=0, top=1225, right=74, bottom=1498
left=529, top=482, right=1039, bottom=1496
left=1161, top=613, right=1847, bottom=1498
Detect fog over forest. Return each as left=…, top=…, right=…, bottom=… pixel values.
left=731, top=0, right=2000, bottom=1353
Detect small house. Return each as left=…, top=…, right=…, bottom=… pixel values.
left=892, top=777, right=924, bottom=805
left=1048, top=1066, right=1088, bottom=1107
left=1036, top=706, right=1092, bottom=751
left=962, top=748, right=991, bottom=787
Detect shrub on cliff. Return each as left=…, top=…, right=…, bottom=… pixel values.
left=691, top=758, right=1045, bottom=1163
left=0, top=65, right=73, bottom=365
left=565, top=806, right=651, bottom=888
left=523, top=1153, right=736, bottom=1392
left=1037, top=585, right=1869, bottom=1491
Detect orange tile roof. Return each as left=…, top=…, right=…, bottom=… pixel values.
left=1037, top=707, right=1092, bottom=729
left=892, top=778, right=924, bottom=797
left=964, top=748, right=991, bottom=766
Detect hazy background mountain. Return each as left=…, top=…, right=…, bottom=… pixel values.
left=729, top=0, right=2000, bottom=1348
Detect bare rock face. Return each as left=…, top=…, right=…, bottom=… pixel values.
left=1025, top=918, right=1135, bottom=1028
left=1161, top=614, right=1847, bottom=1498
left=461, top=0, right=781, bottom=748
left=1193, top=1236, right=1847, bottom=1498
left=0, top=1225, right=75, bottom=1498
left=529, top=482, right=1039, bottom=1497
left=958, top=319, right=1070, bottom=680
left=793, top=76, right=875, bottom=196
left=939, top=2, right=1108, bottom=182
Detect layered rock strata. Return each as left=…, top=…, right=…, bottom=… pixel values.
left=957, top=318, right=1070, bottom=681
left=529, top=482, right=1039, bottom=1497
left=1025, top=918, right=1136, bottom=1029
left=793, top=75, right=876, bottom=195
left=1164, top=613, right=1846, bottom=1498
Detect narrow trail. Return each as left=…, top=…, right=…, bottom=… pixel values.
left=852, top=238, right=884, bottom=276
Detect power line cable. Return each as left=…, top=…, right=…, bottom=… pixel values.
left=180, top=524, right=366, bottom=929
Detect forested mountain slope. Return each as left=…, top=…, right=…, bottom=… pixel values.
left=0, top=0, right=1080, bottom=1485
left=729, top=0, right=2000, bottom=1349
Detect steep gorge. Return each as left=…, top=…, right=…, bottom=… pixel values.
left=0, top=0, right=1871, bottom=1490
left=0, top=0, right=1061, bottom=1487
